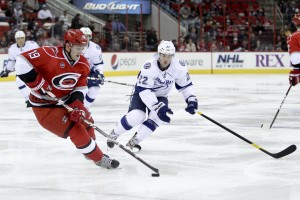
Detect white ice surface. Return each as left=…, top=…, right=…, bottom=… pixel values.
left=0, top=74, right=300, bottom=200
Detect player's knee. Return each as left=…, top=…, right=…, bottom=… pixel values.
left=69, top=123, right=91, bottom=147
left=126, top=109, right=146, bottom=126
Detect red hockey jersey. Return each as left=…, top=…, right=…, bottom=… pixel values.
left=20, top=46, right=90, bottom=105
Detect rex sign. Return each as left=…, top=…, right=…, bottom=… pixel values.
left=212, top=52, right=291, bottom=69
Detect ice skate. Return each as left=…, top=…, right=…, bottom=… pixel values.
left=107, top=130, right=118, bottom=148
left=126, top=134, right=142, bottom=152
left=94, top=154, right=119, bottom=169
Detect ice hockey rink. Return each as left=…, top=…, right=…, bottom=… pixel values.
left=0, top=74, right=300, bottom=200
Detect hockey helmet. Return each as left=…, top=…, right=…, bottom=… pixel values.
left=292, top=13, right=300, bottom=26
left=157, top=40, right=175, bottom=55
left=80, top=27, right=92, bottom=39
left=64, top=29, right=88, bottom=46
left=15, top=31, right=25, bottom=39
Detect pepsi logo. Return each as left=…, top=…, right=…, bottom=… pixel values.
left=111, top=54, right=119, bottom=70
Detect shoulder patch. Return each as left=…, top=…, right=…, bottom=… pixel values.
left=96, top=45, right=100, bottom=50
left=143, top=62, right=151, bottom=69
left=179, top=60, right=186, bottom=66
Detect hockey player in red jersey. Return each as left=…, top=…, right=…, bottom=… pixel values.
left=288, top=13, right=300, bottom=86
left=14, top=29, right=119, bottom=169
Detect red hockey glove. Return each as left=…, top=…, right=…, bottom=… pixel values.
left=289, top=69, right=300, bottom=86
left=27, top=73, right=52, bottom=94
left=68, top=100, right=89, bottom=123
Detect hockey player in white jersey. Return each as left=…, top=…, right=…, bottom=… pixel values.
left=80, top=27, right=105, bottom=109
left=0, top=31, right=39, bottom=102
left=107, top=40, right=198, bottom=151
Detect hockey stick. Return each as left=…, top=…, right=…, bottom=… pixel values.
left=198, top=112, right=296, bottom=159
left=88, top=77, right=134, bottom=87
left=46, top=91, right=159, bottom=176
left=261, top=84, right=292, bottom=129
left=105, top=80, right=135, bottom=87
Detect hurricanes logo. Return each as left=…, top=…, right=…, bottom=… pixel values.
left=111, top=54, right=119, bottom=70
left=52, top=73, right=81, bottom=90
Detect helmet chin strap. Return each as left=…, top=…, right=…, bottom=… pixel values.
left=64, top=45, right=75, bottom=65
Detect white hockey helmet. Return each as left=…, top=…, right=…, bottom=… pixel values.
left=80, top=27, right=92, bottom=39
left=15, top=31, right=25, bottom=39
left=157, top=40, right=175, bottom=55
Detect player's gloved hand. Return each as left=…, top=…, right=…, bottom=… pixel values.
left=185, top=95, right=198, bottom=115
left=152, top=102, right=173, bottom=123
left=27, top=73, right=52, bottom=95
left=0, top=69, right=9, bottom=78
left=289, top=69, right=300, bottom=86
left=99, top=73, right=105, bottom=85
left=88, top=69, right=104, bottom=86
left=68, top=100, right=89, bottom=123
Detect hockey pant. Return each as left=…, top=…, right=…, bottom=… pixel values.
left=32, top=107, right=103, bottom=162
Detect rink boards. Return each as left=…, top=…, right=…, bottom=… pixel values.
left=0, top=51, right=291, bottom=81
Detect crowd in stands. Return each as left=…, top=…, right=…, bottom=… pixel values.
left=0, top=0, right=299, bottom=53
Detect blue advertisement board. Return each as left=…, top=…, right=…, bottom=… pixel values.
left=73, top=0, right=151, bottom=14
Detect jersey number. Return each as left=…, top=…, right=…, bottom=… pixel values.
left=28, top=50, right=40, bottom=59
left=138, top=75, right=148, bottom=85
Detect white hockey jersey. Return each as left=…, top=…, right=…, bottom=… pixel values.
left=136, top=54, right=195, bottom=107
left=6, top=41, right=39, bottom=71
left=82, top=41, right=104, bottom=73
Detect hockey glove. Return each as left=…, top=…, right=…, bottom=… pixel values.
left=0, top=69, right=9, bottom=78
left=152, top=102, right=173, bottom=123
left=185, top=95, right=198, bottom=115
left=27, top=73, right=52, bottom=95
left=68, top=100, right=90, bottom=123
left=289, top=69, right=300, bottom=86
left=87, top=69, right=104, bottom=87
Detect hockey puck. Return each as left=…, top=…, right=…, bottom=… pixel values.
left=152, top=173, right=160, bottom=177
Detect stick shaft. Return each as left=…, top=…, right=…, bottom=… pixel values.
left=105, top=80, right=134, bottom=87
left=269, top=84, right=292, bottom=129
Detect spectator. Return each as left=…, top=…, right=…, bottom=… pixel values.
left=52, top=17, right=64, bottom=39
left=120, top=35, right=131, bottom=51
left=132, top=41, right=141, bottom=52
left=59, top=10, right=69, bottom=31
left=197, top=38, right=207, bottom=52
left=180, top=3, right=191, bottom=29
left=186, top=38, right=196, bottom=52
left=37, top=0, right=47, bottom=10
left=145, top=28, right=158, bottom=51
left=112, top=16, right=126, bottom=34
left=13, top=3, right=23, bottom=24
left=37, top=4, right=53, bottom=22
left=70, top=13, right=82, bottom=29
left=185, top=27, right=198, bottom=44
left=88, top=21, right=95, bottom=32
left=103, top=17, right=112, bottom=46
left=172, top=39, right=178, bottom=51
left=230, top=37, right=242, bottom=51
left=254, top=22, right=265, bottom=35
left=177, top=37, right=187, bottom=52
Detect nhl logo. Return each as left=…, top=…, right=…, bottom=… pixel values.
left=60, top=62, right=65, bottom=68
